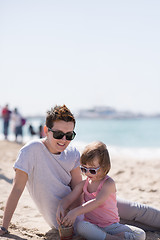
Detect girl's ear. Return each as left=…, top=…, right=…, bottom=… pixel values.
left=43, top=125, right=48, bottom=135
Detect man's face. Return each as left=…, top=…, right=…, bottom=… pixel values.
left=46, top=120, right=75, bottom=154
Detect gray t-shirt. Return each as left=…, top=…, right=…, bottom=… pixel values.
left=14, top=139, right=80, bottom=228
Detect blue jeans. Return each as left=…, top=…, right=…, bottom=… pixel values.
left=77, top=221, right=146, bottom=240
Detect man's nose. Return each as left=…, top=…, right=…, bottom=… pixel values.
left=61, top=135, right=66, bottom=140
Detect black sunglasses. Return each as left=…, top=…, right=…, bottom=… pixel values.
left=80, top=165, right=100, bottom=175
left=48, top=128, right=76, bottom=141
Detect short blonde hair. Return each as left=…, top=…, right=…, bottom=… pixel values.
left=80, top=141, right=111, bottom=175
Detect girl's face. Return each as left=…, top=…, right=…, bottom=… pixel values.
left=81, top=157, right=105, bottom=181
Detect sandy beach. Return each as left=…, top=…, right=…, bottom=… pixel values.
left=0, top=140, right=160, bottom=240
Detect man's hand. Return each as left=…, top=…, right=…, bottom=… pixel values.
left=56, top=203, right=66, bottom=225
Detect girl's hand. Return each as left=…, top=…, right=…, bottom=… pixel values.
left=62, top=209, right=77, bottom=227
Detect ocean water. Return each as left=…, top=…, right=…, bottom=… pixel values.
left=0, top=117, right=160, bottom=159
left=74, top=118, right=160, bottom=160
left=75, top=118, right=160, bottom=148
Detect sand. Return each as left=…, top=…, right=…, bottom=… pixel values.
left=0, top=140, right=160, bottom=239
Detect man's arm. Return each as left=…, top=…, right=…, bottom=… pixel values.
left=0, top=169, right=28, bottom=235
left=56, top=166, right=83, bottom=225
left=56, top=181, right=84, bottom=225
left=70, top=166, right=82, bottom=190
left=69, top=166, right=83, bottom=208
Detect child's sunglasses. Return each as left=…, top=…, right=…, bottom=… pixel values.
left=48, top=128, right=76, bottom=141
left=80, top=165, right=100, bottom=175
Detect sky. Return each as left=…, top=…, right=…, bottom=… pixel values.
left=0, top=0, right=160, bottom=116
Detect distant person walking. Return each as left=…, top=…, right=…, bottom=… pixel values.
left=1, top=104, right=11, bottom=140
left=11, top=108, right=24, bottom=143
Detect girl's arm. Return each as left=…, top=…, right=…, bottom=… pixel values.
left=56, top=180, right=85, bottom=225
left=62, top=177, right=116, bottom=226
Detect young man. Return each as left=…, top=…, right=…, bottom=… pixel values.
left=0, top=105, right=160, bottom=236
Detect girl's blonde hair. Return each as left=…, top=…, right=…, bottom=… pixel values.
left=80, top=141, right=111, bottom=175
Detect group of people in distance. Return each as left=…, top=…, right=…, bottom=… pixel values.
left=1, top=104, right=44, bottom=144
left=0, top=104, right=160, bottom=239
left=1, top=104, right=25, bottom=143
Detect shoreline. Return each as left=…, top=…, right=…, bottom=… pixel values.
left=0, top=140, right=160, bottom=239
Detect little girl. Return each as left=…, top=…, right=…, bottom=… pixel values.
left=56, top=141, right=146, bottom=240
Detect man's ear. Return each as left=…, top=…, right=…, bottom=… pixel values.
left=43, top=125, right=48, bottom=135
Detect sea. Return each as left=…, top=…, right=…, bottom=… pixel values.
left=0, top=117, right=160, bottom=160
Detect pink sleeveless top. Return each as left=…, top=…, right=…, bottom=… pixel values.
left=83, top=175, right=120, bottom=227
